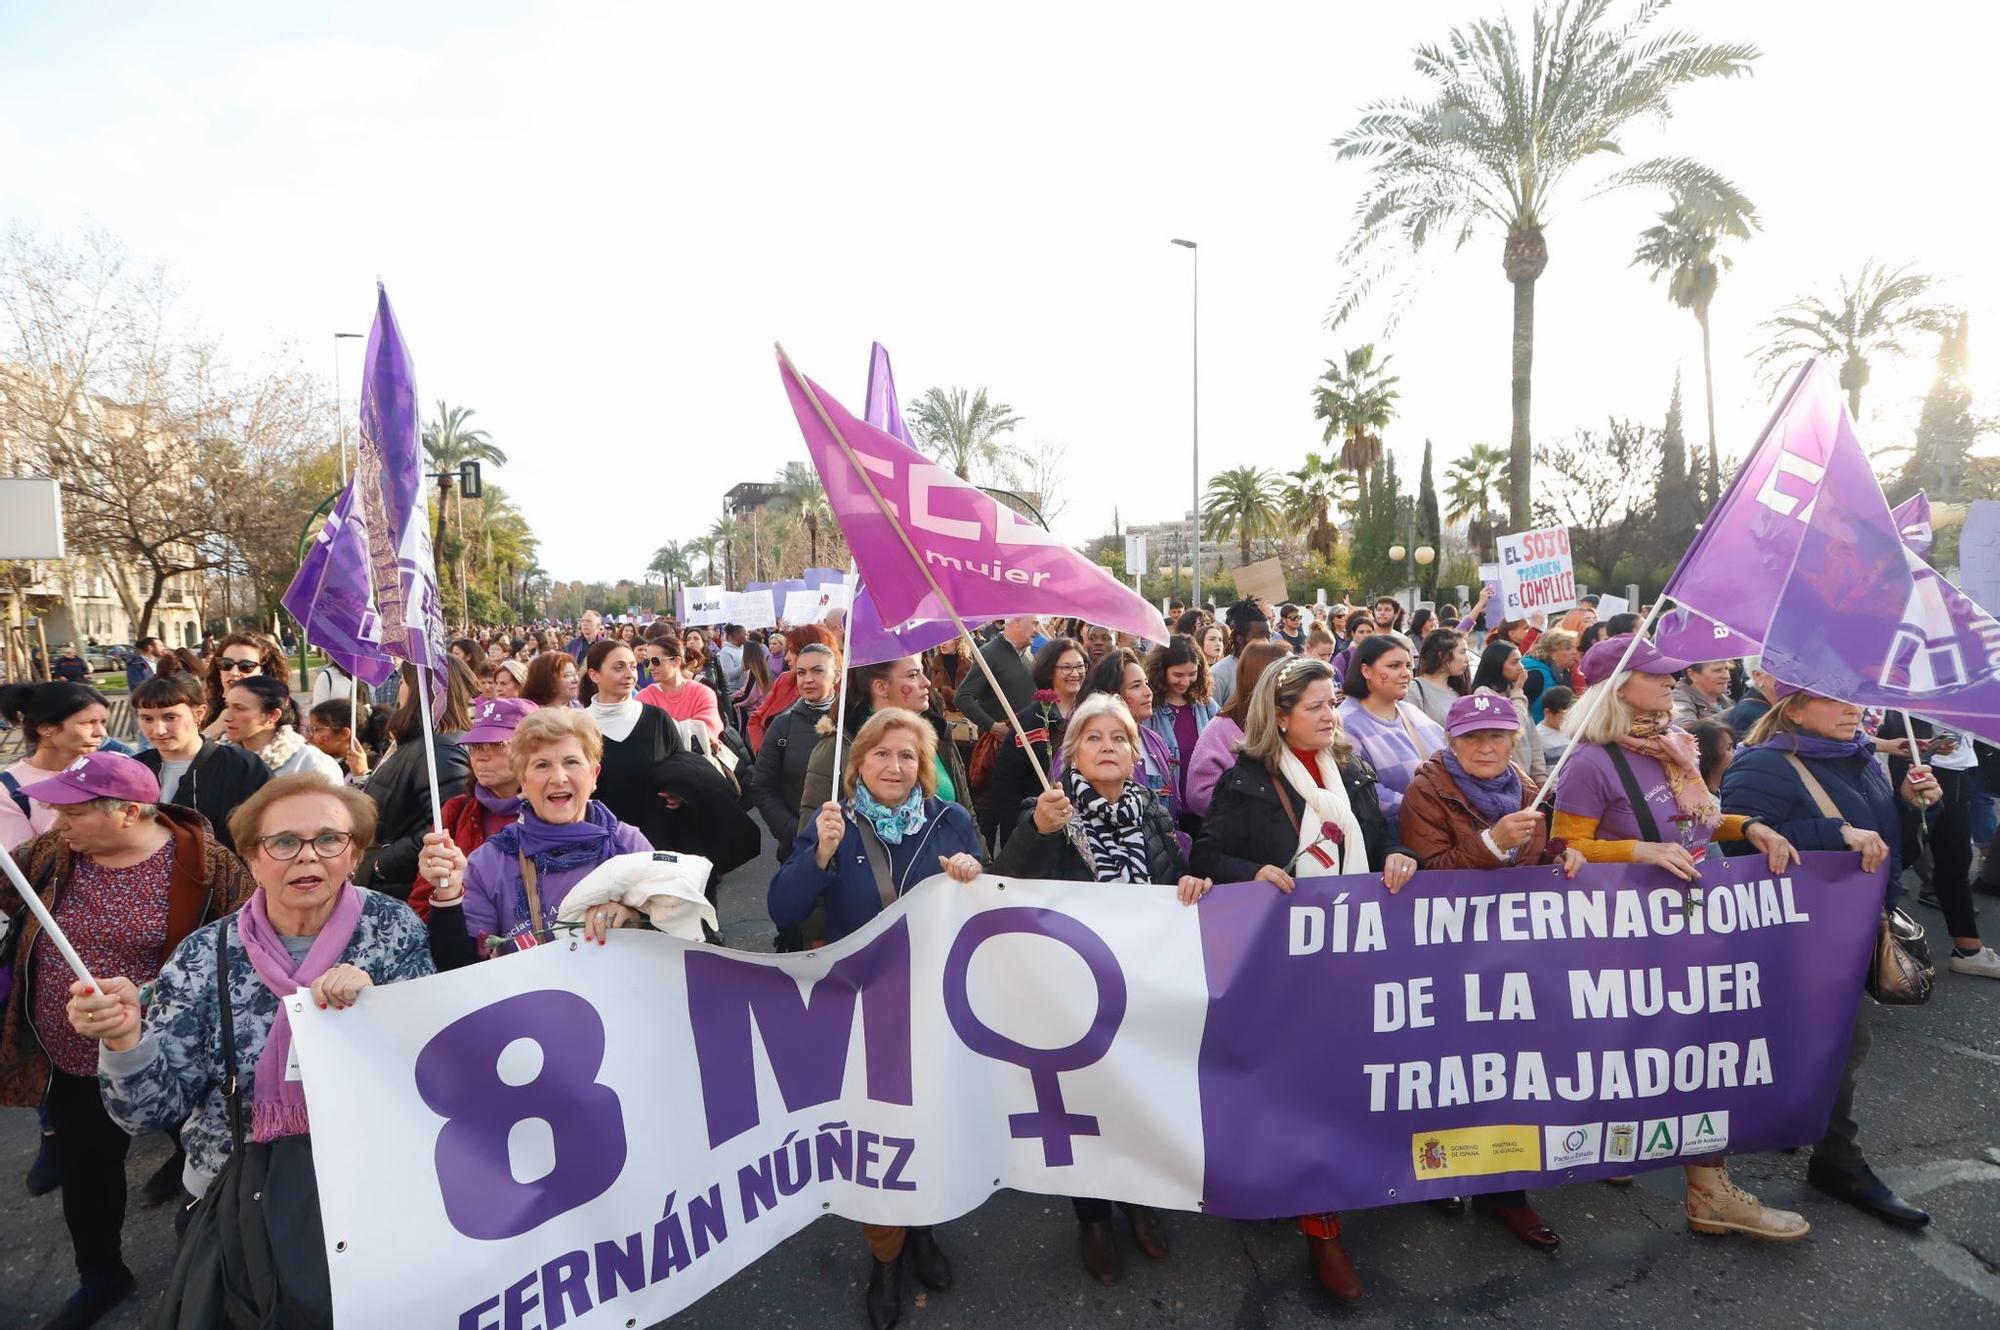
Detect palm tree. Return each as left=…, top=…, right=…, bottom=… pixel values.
left=1311, top=345, right=1400, bottom=513
left=1444, top=444, right=1511, bottom=559
left=421, top=402, right=508, bottom=530
left=1757, top=260, right=1957, bottom=421
left=707, top=514, right=744, bottom=587
left=1283, top=456, right=1358, bottom=559
left=769, top=461, right=833, bottom=569
left=687, top=535, right=722, bottom=585
left=1633, top=191, right=1760, bottom=504
left=1329, top=0, right=1758, bottom=530
left=907, top=386, right=1024, bottom=483
left=1202, top=466, right=1284, bottom=565
left=649, top=540, right=693, bottom=611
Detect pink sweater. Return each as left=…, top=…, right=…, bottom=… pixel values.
left=1182, top=717, right=1244, bottom=818
left=0, top=760, right=62, bottom=850
left=637, top=679, right=724, bottom=740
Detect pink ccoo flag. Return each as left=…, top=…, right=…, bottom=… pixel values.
left=778, top=345, right=1164, bottom=644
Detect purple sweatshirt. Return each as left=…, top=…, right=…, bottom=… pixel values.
left=461, top=821, right=652, bottom=945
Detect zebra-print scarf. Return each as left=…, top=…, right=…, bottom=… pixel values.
left=1065, top=766, right=1151, bottom=884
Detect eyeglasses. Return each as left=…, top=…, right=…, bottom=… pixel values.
left=1056, top=663, right=1088, bottom=674
left=257, top=830, right=354, bottom=861
left=219, top=657, right=261, bottom=673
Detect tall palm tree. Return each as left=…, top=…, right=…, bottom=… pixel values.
left=1757, top=260, right=1956, bottom=421
left=1283, top=456, right=1359, bottom=559
left=1632, top=191, right=1760, bottom=504
left=707, top=514, right=744, bottom=588
left=649, top=540, right=693, bottom=610
left=1202, top=466, right=1284, bottom=565
left=1444, top=444, right=1511, bottom=559
left=1311, top=345, right=1400, bottom=513
left=769, top=461, right=833, bottom=569
left=1329, top=0, right=1758, bottom=530
left=423, top=401, right=508, bottom=609
left=907, top=386, right=1024, bottom=483
left=687, top=535, right=722, bottom=586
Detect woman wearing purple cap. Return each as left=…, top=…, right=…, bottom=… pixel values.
left=1555, top=633, right=1809, bottom=1241
left=1721, top=682, right=1962, bottom=1232
left=410, top=695, right=537, bottom=920
left=1400, top=692, right=1585, bottom=1254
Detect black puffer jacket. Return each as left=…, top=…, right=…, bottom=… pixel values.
left=1191, top=751, right=1406, bottom=884
left=360, top=730, right=469, bottom=899
left=752, top=698, right=831, bottom=848
left=993, top=783, right=1187, bottom=884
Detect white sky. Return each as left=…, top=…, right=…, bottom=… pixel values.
left=3, top=0, right=1993, bottom=581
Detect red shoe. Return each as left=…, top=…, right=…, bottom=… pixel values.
left=1305, top=1234, right=1365, bottom=1304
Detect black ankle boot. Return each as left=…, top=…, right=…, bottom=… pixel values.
left=865, top=1257, right=901, bottom=1330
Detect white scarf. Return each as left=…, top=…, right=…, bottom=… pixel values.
left=589, top=696, right=642, bottom=743
left=1275, top=745, right=1369, bottom=878
left=244, top=725, right=308, bottom=774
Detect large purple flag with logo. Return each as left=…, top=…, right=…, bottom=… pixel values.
left=865, top=341, right=915, bottom=448
left=780, top=346, right=1163, bottom=643
left=352, top=284, right=448, bottom=715
left=280, top=481, right=396, bottom=686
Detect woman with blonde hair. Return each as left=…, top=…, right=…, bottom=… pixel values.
left=767, top=706, right=984, bottom=1330
left=1520, top=627, right=1577, bottom=722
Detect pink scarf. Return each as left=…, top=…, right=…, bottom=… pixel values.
left=235, top=882, right=365, bottom=1142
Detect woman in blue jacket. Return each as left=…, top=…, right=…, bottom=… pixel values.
left=767, top=705, right=984, bottom=1330
left=1720, top=681, right=1940, bottom=1232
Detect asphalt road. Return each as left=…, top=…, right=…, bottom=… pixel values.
left=4, top=846, right=1998, bottom=1330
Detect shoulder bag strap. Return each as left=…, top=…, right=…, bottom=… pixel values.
left=1270, top=774, right=1304, bottom=837
left=1395, top=704, right=1435, bottom=759
left=1781, top=753, right=1845, bottom=820
left=216, top=920, right=243, bottom=1151
left=518, top=852, right=548, bottom=942
left=0, top=769, right=30, bottom=819
left=852, top=818, right=899, bottom=910
left=1602, top=743, right=1665, bottom=843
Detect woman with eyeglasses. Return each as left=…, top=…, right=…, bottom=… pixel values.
left=220, top=675, right=344, bottom=786
left=987, top=637, right=1089, bottom=851
left=67, top=775, right=432, bottom=1326
left=1190, top=656, right=1414, bottom=1306
left=521, top=650, right=582, bottom=709
left=1074, top=649, right=1179, bottom=822
left=202, top=634, right=288, bottom=741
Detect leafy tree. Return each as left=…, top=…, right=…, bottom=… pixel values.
left=1417, top=438, right=1443, bottom=595
left=1757, top=259, right=1956, bottom=421
left=1534, top=418, right=1662, bottom=584
left=1329, top=0, right=1757, bottom=530
left=1654, top=372, right=1698, bottom=545
left=1444, top=443, right=1511, bottom=560
left=1633, top=192, right=1760, bottom=505
left=1900, top=315, right=1988, bottom=501
left=1311, top=344, right=1399, bottom=512
left=1350, top=454, right=1404, bottom=596
left=906, top=385, right=1023, bottom=483
left=1202, top=466, right=1285, bottom=564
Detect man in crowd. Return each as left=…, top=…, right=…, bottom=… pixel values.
left=1209, top=600, right=1270, bottom=709
left=131, top=672, right=270, bottom=852
left=718, top=623, right=749, bottom=702
left=1670, top=659, right=1733, bottom=728
left=564, top=609, right=604, bottom=661
left=954, top=616, right=1037, bottom=743
left=52, top=645, right=90, bottom=684
left=1728, top=659, right=1776, bottom=740
left=123, top=638, right=161, bottom=692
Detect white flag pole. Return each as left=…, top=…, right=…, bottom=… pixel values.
left=778, top=343, right=1053, bottom=791
left=828, top=562, right=858, bottom=788
left=412, top=663, right=448, bottom=884
left=0, top=843, right=96, bottom=988
left=1525, top=594, right=1671, bottom=816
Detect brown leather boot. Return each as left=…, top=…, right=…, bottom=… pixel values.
left=1305, top=1234, right=1365, bottom=1304
left=1123, top=1204, right=1169, bottom=1261
left=1079, top=1220, right=1118, bottom=1284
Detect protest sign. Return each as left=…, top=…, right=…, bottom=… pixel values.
left=721, top=588, right=776, bottom=629
left=1232, top=557, right=1288, bottom=605
left=681, top=586, right=726, bottom=625
left=1596, top=593, right=1630, bottom=620
left=1958, top=500, right=2000, bottom=616
left=1478, top=563, right=1502, bottom=610
left=1495, top=527, right=1575, bottom=618
left=295, top=852, right=1878, bottom=1329
left=781, top=585, right=850, bottom=624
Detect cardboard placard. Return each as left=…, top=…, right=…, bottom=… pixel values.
left=1231, top=557, right=1288, bottom=606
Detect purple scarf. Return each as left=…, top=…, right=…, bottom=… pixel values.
left=235, top=882, right=365, bottom=1142
left=1753, top=731, right=1873, bottom=761
left=472, top=785, right=523, bottom=820
left=1441, top=749, right=1523, bottom=829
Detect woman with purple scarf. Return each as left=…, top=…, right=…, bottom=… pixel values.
left=66, top=775, right=433, bottom=1323
left=421, top=707, right=653, bottom=967
left=1398, top=693, right=1587, bottom=1253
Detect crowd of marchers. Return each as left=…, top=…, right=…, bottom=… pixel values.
left=4, top=591, right=1996, bottom=1329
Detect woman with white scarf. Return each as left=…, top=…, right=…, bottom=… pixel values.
left=1190, top=655, right=1416, bottom=1308
left=994, top=693, right=1209, bottom=1287
left=219, top=675, right=344, bottom=786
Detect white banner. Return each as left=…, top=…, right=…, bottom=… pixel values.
left=1494, top=527, right=1575, bottom=619
left=781, top=584, right=851, bottom=625
left=291, top=880, right=1206, bottom=1330
left=720, top=588, right=776, bottom=629
left=681, top=586, right=726, bottom=625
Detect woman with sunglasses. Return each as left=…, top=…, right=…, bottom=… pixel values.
left=202, top=634, right=288, bottom=741
left=1191, top=656, right=1414, bottom=1305
left=637, top=636, right=725, bottom=740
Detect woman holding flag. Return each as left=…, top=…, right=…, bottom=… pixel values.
left=1191, top=656, right=1414, bottom=1305
left=1554, top=634, right=1811, bottom=1240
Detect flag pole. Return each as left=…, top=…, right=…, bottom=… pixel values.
left=778, top=343, right=1054, bottom=791
left=1525, top=594, right=1671, bottom=816
left=0, top=843, right=96, bottom=987
left=412, top=663, right=448, bottom=884
left=829, top=562, right=858, bottom=786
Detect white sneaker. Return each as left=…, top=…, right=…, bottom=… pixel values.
left=1949, top=946, right=2000, bottom=979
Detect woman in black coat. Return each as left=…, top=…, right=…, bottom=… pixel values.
left=360, top=660, right=473, bottom=899
left=1187, top=655, right=1415, bottom=1308
left=992, top=693, right=1210, bottom=1288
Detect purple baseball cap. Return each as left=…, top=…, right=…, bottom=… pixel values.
left=463, top=696, right=536, bottom=745
left=1580, top=633, right=1694, bottom=684
left=1446, top=692, right=1520, bottom=737
left=32, top=751, right=161, bottom=806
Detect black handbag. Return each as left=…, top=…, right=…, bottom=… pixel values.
left=151, top=922, right=334, bottom=1330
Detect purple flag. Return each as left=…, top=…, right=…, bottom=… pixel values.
left=847, top=589, right=963, bottom=668
left=1892, top=490, right=1933, bottom=558
left=352, top=284, right=448, bottom=715
left=280, top=482, right=396, bottom=686
left=780, top=348, right=1162, bottom=642
left=865, top=341, right=915, bottom=447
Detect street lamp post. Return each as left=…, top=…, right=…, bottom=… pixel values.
left=1171, top=239, right=1199, bottom=609
left=332, top=332, right=365, bottom=484
left=1387, top=508, right=1436, bottom=612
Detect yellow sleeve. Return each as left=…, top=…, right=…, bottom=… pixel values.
left=1552, top=809, right=1639, bottom=864
left=1716, top=813, right=1750, bottom=841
